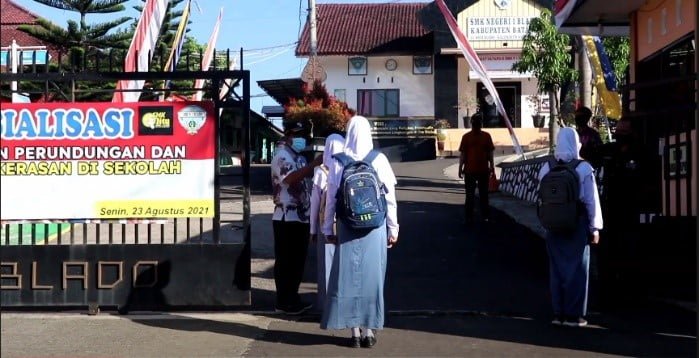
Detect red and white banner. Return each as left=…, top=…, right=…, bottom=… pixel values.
left=192, top=8, right=223, bottom=101
left=435, top=0, right=523, bottom=156
left=113, top=0, right=170, bottom=103
left=0, top=101, right=215, bottom=220
left=553, top=0, right=579, bottom=28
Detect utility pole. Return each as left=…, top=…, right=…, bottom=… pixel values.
left=308, top=0, right=318, bottom=81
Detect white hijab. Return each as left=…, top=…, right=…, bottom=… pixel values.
left=546, top=126, right=593, bottom=181
left=328, top=115, right=396, bottom=188
left=313, top=133, right=344, bottom=188
left=344, top=115, right=375, bottom=160
left=555, top=127, right=582, bottom=162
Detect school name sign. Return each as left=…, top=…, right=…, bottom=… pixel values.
left=0, top=102, right=216, bottom=220
left=467, top=16, right=534, bottom=41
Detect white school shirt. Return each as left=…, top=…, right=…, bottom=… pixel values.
left=270, top=143, right=311, bottom=223
left=309, top=166, right=327, bottom=235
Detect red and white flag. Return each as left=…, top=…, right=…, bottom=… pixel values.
left=192, top=8, right=223, bottom=101
left=553, top=0, right=579, bottom=28
left=113, top=0, right=170, bottom=103
left=435, top=0, right=523, bottom=156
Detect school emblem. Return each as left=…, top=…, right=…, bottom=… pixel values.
left=494, top=0, right=511, bottom=10
left=177, top=105, right=207, bottom=135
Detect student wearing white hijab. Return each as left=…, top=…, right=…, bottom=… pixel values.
left=320, top=116, right=399, bottom=348
left=538, top=127, right=603, bottom=328
left=309, top=133, right=344, bottom=312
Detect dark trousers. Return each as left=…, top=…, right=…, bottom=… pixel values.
left=464, top=172, right=490, bottom=219
left=273, top=220, right=310, bottom=307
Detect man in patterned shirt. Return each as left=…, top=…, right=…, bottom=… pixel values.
left=270, top=122, right=322, bottom=314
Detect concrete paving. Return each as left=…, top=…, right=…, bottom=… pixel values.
left=1, top=159, right=696, bottom=357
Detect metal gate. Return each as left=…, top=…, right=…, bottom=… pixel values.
left=0, top=49, right=252, bottom=311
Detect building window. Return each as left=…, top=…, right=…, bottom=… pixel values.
left=357, top=89, right=399, bottom=117
left=333, top=89, right=346, bottom=102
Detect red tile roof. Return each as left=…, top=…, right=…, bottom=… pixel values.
left=1, top=0, right=58, bottom=56
left=1, top=0, right=39, bottom=25
left=296, top=3, right=431, bottom=56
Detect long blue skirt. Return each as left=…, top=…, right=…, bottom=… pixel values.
left=320, top=219, right=387, bottom=330
left=315, top=234, right=336, bottom=310
left=545, top=217, right=591, bottom=318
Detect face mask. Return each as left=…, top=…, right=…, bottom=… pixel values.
left=290, top=137, right=306, bottom=152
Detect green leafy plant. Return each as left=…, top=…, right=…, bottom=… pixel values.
left=458, top=95, right=478, bottom=116
left=526, top=93, right=543, bottom=115
left=602, top=37, right=630, bottom=87
left=512, top=9, right=578, bottom=148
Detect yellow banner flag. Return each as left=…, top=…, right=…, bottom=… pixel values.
left=582, top=36, right=622, bottom=119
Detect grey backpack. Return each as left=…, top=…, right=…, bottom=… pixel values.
left=537, top=158, right=583, bottom=234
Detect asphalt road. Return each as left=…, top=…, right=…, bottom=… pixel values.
left=1, top=159, right=695, bottom=357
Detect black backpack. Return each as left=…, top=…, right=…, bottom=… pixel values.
left=537, top=158, right=583, bottom=234
left=333, top=150, right=387, bottom=231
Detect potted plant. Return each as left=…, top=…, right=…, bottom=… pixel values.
left=527, top=93, right=546, bottom=128
left=434, top=119, right=450, bottom=151
left=457, top=95, right=478, bottom=128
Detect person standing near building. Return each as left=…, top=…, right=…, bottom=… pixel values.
left=270, top=122, right=322, bottom=315
left=309, top=133, right=345, bottom=312
left=458, top=113, right=495, bottom=223
left=320, top=116, right=399, bottom=348
left=575, top=106, right=604, bottom=169
left=538, top=127, right=603, bottom=327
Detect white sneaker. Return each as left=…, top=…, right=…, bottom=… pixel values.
left=563, top=318, right=588, bottom=327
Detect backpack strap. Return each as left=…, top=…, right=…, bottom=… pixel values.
left=564, top=159, right=583, bottom=171
left=363, top=150, right=380, bottom=164
left=332, top=153, right=354, bottom=167
left=548, top=157, right=582, bottom=170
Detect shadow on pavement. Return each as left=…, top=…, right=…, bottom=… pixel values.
left=127, top=314, right=347, bottom=347
left=120, top=159, right=695, bottom=356
left=122, top=311, right=694, bottom=357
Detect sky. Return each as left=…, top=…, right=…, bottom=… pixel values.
left=12, top=0, right=431, bottom=114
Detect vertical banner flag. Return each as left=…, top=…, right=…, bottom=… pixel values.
left=164, top=0, right=191, bottom=87
left=218, top=58, right=237, bottom=116
left=435, top=0, right=524, bottom=156
left=192, top=8, right=223, bottom=101
left=582, top=35, right=622, bottom=119
left=554, top=0, right=579, bottom=28
left=1, top=101, right=216, bottom=220
left=113, top=0, right=170, bottom=103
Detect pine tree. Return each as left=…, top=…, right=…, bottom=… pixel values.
left=18, top=0, right=133, bottom=59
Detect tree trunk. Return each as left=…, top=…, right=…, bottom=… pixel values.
left=579, top=46, right=592, bottom=109
left=548, top=90, right=560, bottom=153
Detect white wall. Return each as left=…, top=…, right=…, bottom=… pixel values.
left=318, top=56, right=434, bottom=117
